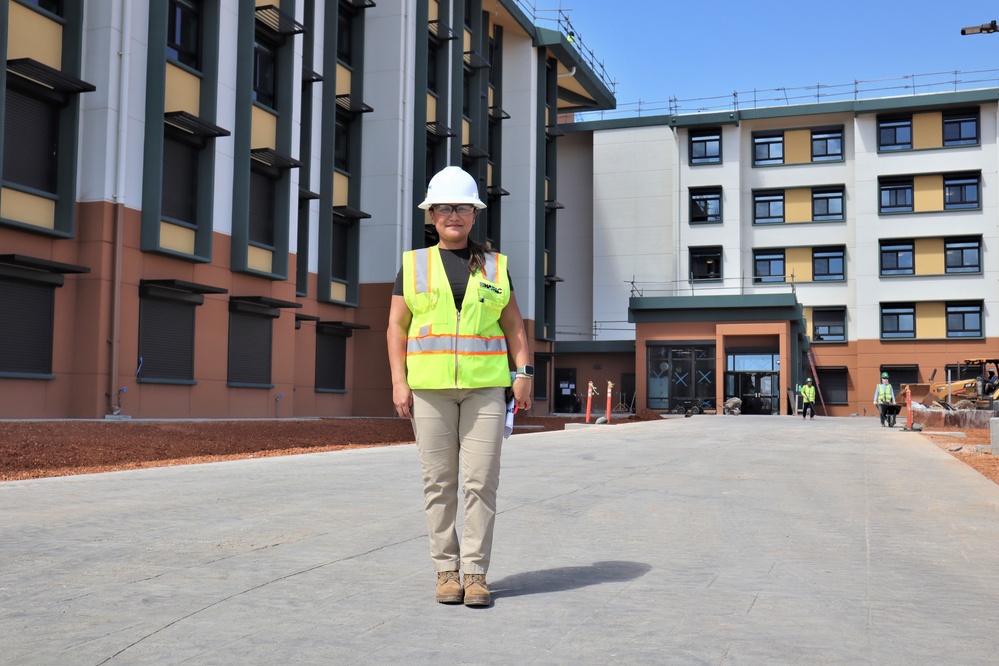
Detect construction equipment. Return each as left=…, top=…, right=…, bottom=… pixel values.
left=916, top=358, right=999, bottom=409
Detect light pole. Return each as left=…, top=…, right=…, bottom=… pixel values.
left=961, top=20, right=998, bottom=35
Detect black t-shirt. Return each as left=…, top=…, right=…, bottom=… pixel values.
left=392, top=247, right=511, bottom=310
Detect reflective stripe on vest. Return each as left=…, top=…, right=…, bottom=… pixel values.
left=402, top=247, right=510, bottom=389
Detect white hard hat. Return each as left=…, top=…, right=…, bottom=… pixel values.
left=418, top=166, right=486, bottom=210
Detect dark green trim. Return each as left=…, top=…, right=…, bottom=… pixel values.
left=534, top=27, right=615, bottom=112
left=412, top=0, right=430, bottom=248
left=449, top=0, right=464, bottom=166
left=497, top=0, right=535, bottom=35
left=230, top=1, right=256, bottom=274
left=141, top=0, right=222, bottom=261
left=295, top=0, right=317, bottom=296
left=533, top=50, right=548, bottom=339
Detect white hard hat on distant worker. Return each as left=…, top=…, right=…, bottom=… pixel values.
left=419, top=166, right=486, bottom=210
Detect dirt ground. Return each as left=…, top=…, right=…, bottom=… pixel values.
left=1, top=413, right=997, bottom=485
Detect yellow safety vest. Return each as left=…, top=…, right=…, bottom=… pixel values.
left=800, top=384, right=816, bottom=402
left=402, top=246, right=512, bottom=390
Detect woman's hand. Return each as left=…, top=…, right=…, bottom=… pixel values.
left=393, top=383, right=414, bottom=418
left=512, top=376, right=532, bottom=411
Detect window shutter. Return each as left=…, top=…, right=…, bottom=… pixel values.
left=3, top=89, right=59, bottom=193
left=248, top=170, right=276, bottom=246
left=228, top=310, right=272, bottom=384
left=161, top=135, right=199, bottom=223
left=315, top=329, right=346, bottom=390
left=138, top=297, right=196, bottom=381
left=0, top=278, right=54, bottom=374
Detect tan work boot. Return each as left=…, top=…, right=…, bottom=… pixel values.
left=436, top=571, right=463, bottom=604
left=463, top=573, right=491, bottom=607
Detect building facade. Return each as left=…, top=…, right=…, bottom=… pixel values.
left=558, top=90, right=999, bottom=417
left=0, top=0, right=614, bottom=419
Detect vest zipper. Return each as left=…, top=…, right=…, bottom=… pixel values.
left=454, top=309, right=461, bottom=387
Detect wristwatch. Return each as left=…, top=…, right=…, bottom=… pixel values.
left=515, top=365, right=534, bottom=378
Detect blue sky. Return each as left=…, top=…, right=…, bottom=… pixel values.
left=531, top=1, right=999, bottom=116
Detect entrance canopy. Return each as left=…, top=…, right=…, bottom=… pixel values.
left=630, top=293, right=810, bottom=415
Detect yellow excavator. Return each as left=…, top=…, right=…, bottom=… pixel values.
left=905, top=358, right=999, bottom=410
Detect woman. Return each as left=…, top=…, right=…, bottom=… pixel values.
left=386, top=166, right=533, bottom=607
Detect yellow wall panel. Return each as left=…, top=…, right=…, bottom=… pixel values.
left=914, top=174, right=943, bottom=212
left=917, top=301, right=946, bottom=338
left=785, top=247, right=812, bottom=282
left=8, top=2, right=62, bottom=69
left=165, top=63, right=201, bottom=114
left=251, top=105, right=277, bottom=149
left=913, top=112, right=942, bottom=150
left=0, top=188, right=55, bottom=229
left=784, top=129, right=811, bottom=164
left=464, top=29, right=471, bottom=51
left=330, top=281, right=347, bottom=302
left=336, top=63, right=352, bottom=96
left=255, top=0, right=276, bottom=6
left=462, top=118, right=470, bottom=144
left=429, top=0, right=438, bottom=21
left=785, top=188, right=812, bottom=223
left=427, top=93, right=437, bottom=120
left=487, top=162, right=493, bottom=186
left=914, top=238, right=944, bottom=274
left=159, top=221, right=196, bottom=255
left=248, top=246, right=273, bottom=273
left=334, top=172, right=349, bottom=207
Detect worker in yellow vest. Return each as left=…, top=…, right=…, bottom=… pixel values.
left=800, top=377, right=816, bottom=420
left=874, top=372, right=897, bottom=427
left=387, top=166, right=532, bottom=608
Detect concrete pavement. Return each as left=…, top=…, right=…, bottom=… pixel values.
left=2, top=415, right=999, bottom=665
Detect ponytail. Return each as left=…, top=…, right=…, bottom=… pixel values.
left=466, top=237, right=487, bottom=276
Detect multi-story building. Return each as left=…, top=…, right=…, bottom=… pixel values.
left=558, top=89, right=999, bottom=417
left=0, top=0, right=614, bottom=419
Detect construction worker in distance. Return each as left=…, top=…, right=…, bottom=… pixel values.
left=800, top=378, right=816, bottom=420
left=874, top=372, right=896, bottom=427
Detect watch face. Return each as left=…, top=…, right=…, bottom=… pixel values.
left=521, top=365, right=534, bottom=376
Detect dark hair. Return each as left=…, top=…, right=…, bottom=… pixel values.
left=467, top=237, right=487, bottom=275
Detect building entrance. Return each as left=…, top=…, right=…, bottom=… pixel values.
left=724, top=351, right=781, bottom=415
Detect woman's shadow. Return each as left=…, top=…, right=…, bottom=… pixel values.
left=489, top=561, right=651, bottom=599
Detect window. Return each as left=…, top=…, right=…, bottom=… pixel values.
left=881, top=303, right=915, bottom=339
left=315, top=327, right=347, bottom=391
left=337, top=3, right=354, bottom=65
left=689, top=129, right=721, bottom=164
left=138, top=294, right=196, bottom=383
left=879, top=178, right=913, bottom=213
left=334, top=113, right=350, bottom=172
left=813, top=247, right=845, bottom=281
left=811, top=128, right=843, bottom=161
left=947, top=302, right=983, bottom=338
left=534, top=356, right=549, bottom=401
left=161, top=131, right=200, bottom=225
left=815, top=367, right=849, bottom=404
left=880, top=240, right=914, bottom=276
left=3, top=87, right=59, bottom=195
left=167, top=0, right=201, bottom=70
left=0, top=277, right=54, bottom=376
left=753, top=250, right=785, bottom=283
left=944, top=174, right=980, bottom=210
left=753, top=191, right=784, bottom=224
left=812, top=308, right=846, bottom=343
left=689, top=187, right=722, bottom=224
left=943, top=110, right=978, bottom=146
left=427, top=39, right=440, bottom=93
left=249, top=168, right=277, bottom=246
left=689, top=246, right=722, bottom=281
left=945, top=237, right=981, bottom=274
left=878, top=116, right=912, bottom=151
left=880, top=364, right=919, bottom=399
left=21, top=0, right=61, bottom=15
left=331, top=217, right=349, bottom=283
left=228, top=308, right=273, bottom=385
left=753, top=133, right=783, bottom=165
left=812, top=188, right=844, bottom=221
left=253, top=37, right=277, bottom=108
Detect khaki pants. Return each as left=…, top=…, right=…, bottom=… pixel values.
left=412, top=387, right=505, bottom=575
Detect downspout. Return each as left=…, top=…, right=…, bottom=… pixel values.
left=108, top=0, right=131, bottom=415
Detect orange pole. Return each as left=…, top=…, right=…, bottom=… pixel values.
left=585, top=381, right=595, bottom=423
left=905, top=386, right=912, bottom=430
left=606, top=381, right=614, bottom=422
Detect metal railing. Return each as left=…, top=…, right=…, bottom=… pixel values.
left=573, top=68, right=999, bottom=122
left=509, top=0, right=616, bottom=93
